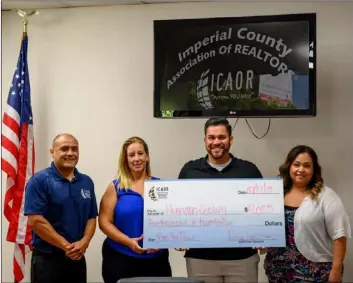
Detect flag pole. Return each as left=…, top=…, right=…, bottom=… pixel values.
left=17, top=9, right=39, bottom=34
left=10, top=9, right=38, bottom=283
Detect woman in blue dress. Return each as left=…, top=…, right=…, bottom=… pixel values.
left=99, top=136, right=171, bottom=283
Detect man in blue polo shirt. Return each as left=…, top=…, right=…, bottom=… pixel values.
left=177, top=117, right=263, bottom=283
left=24, top=133, right=98, bottom=283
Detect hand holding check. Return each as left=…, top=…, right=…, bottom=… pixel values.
left=128, top=234, right=160, bottom=254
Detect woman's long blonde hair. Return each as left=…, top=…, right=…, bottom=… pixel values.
left=116, top=136, right=151, bottom=189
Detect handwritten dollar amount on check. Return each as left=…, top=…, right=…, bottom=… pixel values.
left=244, top=204, right=274, bottom=213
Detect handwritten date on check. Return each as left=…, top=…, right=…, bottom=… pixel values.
left=143, top=179, right=286, bottom=249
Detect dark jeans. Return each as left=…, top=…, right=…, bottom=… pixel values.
left=102, top=240, right=172, bottom=283
left=30, top=249, right=86, bottom=283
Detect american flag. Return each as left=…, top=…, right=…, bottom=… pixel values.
left=2, top=33, right=35, bottom=282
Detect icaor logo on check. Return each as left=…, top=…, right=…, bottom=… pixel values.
left=149, top=187, right=157, bottom=201
left=148, top=186, right=169, bottom=201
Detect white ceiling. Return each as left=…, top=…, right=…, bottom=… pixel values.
left=1, top=0, right=247, bottom=11
left=4, top=0, right=323, bottom=11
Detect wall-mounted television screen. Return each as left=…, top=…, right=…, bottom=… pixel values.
left=153, top=13, right=316, bottom=118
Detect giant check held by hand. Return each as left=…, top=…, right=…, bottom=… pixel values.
left=143, top=179, right=286, bottom=249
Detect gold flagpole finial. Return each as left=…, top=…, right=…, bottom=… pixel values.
left=17, top=10, right=39, bottom=33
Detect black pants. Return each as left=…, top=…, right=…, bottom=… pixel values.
left=102, top=240, right=172, bottom=283
left=31, top=249, right=87, bottom=283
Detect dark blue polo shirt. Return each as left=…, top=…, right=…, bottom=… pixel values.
left=24, top=162, right=98, bottom=253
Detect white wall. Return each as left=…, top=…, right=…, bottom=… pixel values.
left=2, top=2, right=353, bottom=282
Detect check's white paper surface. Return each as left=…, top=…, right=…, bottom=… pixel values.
left=143, top=179, right=286, bottom=249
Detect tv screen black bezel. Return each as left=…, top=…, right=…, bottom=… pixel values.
left=153, top=13, right=317, bottom=118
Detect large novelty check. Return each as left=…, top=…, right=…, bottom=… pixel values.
left=143, top=179, right=286, bottom=249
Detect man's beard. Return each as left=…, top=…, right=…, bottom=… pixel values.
left=208, top=145, right=229, bottom=159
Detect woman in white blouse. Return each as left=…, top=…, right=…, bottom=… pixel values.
left=264, top=145, right=351, bottom=283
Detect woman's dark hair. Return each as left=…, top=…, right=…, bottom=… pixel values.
left=279, top=145, right=323, bottom=200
